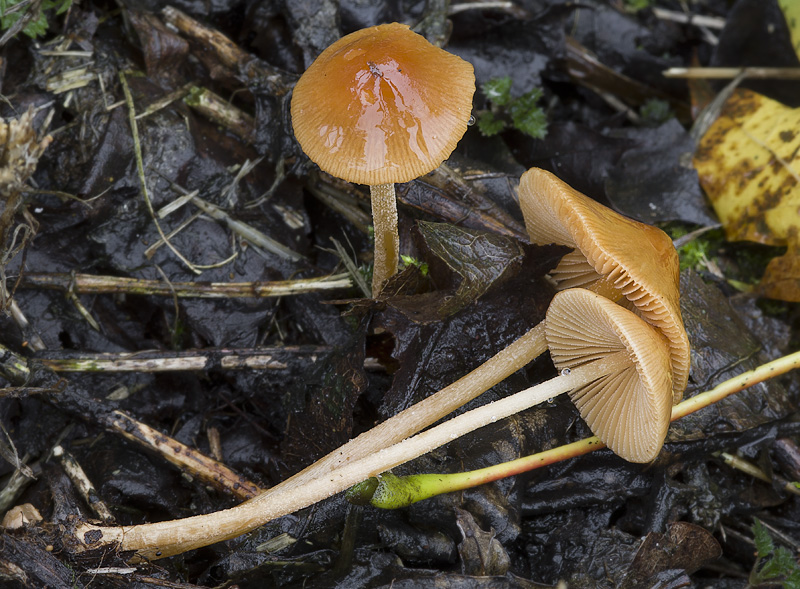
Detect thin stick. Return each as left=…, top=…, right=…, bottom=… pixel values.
left=161, top=6, right=292, bottom=97
left=53, top=445, right=115, bottom=522
left=663, top=67, right=800, bottom=79
left=184, top=86, right=255, bottom=143
left=37, top=346, right=328, bottom=373
left=19, top=272, right=351, bottom=298
left=717, top=452, right=800, bottom=497
left=189, top=196, right=305, bottom=262
left=671, top=350, right=800, bottom=419
left=652, top=8, right=725, bottom=29
left=109, top=411, right=266, bottom=500
left=119, top=72, right=201, bottom=275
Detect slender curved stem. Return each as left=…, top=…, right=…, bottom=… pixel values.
left=72, top=348, right=625, bottom=561
left=250, top=323, right=545, bottom=502
left=370, top=183, right=399, bottom=295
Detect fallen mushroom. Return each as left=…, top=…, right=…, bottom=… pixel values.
left=251, top=167, right=690, bottom=499
left=68, top=169, right=689, bottom=560
left=359, top=343, right=800, bottom=511
left=546, top=289, right=673, bottom=461
left=291, top=23, right=475, bottom=295
left=71, top=288, right=671, bottom=559
left=519, top=167, right=691, bottom=402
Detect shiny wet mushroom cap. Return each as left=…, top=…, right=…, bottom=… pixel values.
left=290, top=22, right=475, bottom=186
left=546, top=288, right=673, bottom=463
left=291, top=23, right=475, bottom=295
left=518, top=167, right=690, bottom=404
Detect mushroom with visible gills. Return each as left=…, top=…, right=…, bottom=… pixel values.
left=71, top=287, right=673, bottom=560
left=226, top=167, right=691, bottom=511
left=519, top=167, right=691, bottom=403
left=545, top=288, right=673, bottom=462
left=291, top=23, right=476, bottom=295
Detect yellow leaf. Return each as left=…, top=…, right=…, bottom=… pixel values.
left=694, top=88, right=800, bottom=301
left=778, top=0, right=800, bottom=61
left=694, top=88, right=800, bottom=247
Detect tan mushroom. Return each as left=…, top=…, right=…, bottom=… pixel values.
left=519, top=167, right=690, bottom=403
left=72, top=287, right=672, bottom=560
left=222, top=168, right=687, bottom=499
left=67, top=171, right=688, bottom=559
left=546, top=288, right=673, bottom=462
left=291, top=23, right=475, bottom=295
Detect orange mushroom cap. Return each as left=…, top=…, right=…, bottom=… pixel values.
left=290, top=23, right=475, bottom=186
left=519, top=168, right=690, bottom=404
left=546, top=288, right=673, bottom=463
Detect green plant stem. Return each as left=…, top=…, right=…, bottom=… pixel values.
left=362, top=349, right=800, bottom=508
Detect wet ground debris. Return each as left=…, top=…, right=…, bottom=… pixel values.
left=0, top=0, right=799, bottom=587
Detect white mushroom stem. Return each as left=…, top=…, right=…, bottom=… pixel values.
left=72, top=348, right=630, bottom=561
left=370, top=183, right=399, bottom=295
left=283, top=322, right=546, bottom=485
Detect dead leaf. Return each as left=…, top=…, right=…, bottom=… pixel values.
left=778, top=0, right=800, bottom=61
left=455, top=507, right=510, bottom=576
left=417, top=221, right=526, bottom=317
left=619, top=522, right=722, bottom=588
left=694, top=88, right=800, bottom=300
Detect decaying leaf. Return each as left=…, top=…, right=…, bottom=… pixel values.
left=619, top=522, right=722, bottom=588
left=778, top=0, right=800, bottom=62
left=455, top=507, right=510, bottom=576
left=693, top=88, right=800, bottom=300
left=417, top=221, right=526, bottom=317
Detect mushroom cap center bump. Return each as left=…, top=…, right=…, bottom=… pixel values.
left=291, top=23, right=476, bottom=186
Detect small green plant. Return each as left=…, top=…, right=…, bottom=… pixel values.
left=663, top=224, right=720, bottom=272
left=623, top=0, right=654, bottom=12
left=639, top=98, right=673, bottom=126
left=400, top=254, right=428, bottom=276
left=749, top=519, right=800, bottom=588
left=677, top=235, right=712, bottom=272
left=477, top=76, right=547, bottom=139
left=0, top=0, right=72, bottom=38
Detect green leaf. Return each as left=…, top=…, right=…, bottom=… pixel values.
left=481, top=76, right=512, bottom=106
left=623, top=0, right=654, bottom=11
left=640, top=98, right=673, bottom=126
left=400, top=254, right=429, bottom=276
left=785, top=568, right=800, bottom=589
left=509, top=88, right=547, bottom=139
left=476, top=111, right=507, bottom=136
left=753, top=519, right=775, bottom=559
left=751, top=519, right=800, bottom=587
left=760, top=546, right=796, bottom=579
left=0, top=0, right=72, bottom=38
